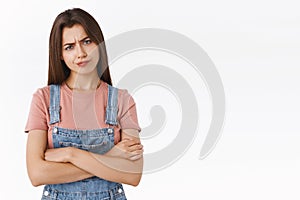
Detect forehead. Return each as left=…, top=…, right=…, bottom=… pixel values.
left=62, top=24, right=88, bottom=43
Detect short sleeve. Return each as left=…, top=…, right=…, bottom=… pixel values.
left=118, top=89, right=141, bottom=132
left=25, top=88, right=49, bottom=133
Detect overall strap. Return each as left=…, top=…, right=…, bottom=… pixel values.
left=49, top=84, right=61, bottom=124
left=105, top=85, right=118, bottom=125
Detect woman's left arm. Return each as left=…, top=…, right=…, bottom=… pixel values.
left=45, top=129, right=143, bottom=186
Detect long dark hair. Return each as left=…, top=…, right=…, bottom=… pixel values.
left=48, top=8, right=112, bottom=85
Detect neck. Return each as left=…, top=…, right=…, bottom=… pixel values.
left=66, top=72, right=101, bottom=91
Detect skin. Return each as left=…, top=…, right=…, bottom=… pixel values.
left=26, top=24, right=143, bottom=187
left=62, top=24, right=101, bottom=91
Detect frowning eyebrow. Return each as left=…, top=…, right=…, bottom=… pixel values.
left=63, top=36, right=90, bottom=46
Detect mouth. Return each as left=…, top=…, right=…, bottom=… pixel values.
left=76, top=60, right=90, bottom=67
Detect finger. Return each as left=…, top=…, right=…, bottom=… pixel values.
left=133, top=149, right=144, bottom=155
left=129, top=154, right=143, bottom=161
left=122, top=139, right=141, bottom=147
left=44, top=154, right=50, bottom=161
left=128, top=144, right=143, bottom=152
left=128, top=149, right=143, bottom=158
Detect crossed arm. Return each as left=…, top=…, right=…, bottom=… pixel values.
left=26, top=129, right=143, bottom=187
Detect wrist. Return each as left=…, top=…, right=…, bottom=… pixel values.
left=105, top=146, right=120, bottom=158
left=65, top=147, right=76, bottom=162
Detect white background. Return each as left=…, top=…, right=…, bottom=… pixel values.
left=1, top=0, right=300, bottom=199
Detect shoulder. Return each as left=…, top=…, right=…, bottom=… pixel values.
left=118, top=88, right=133, bottom=101
left=101, top=82, right=133, bottom=101
left=99, top=82, right=137, bottom=108
left=33, top=85, right=50, bottom=98
left=116, top=87, right=136, bottom=109
left=31, top=85, right=51, bottom=106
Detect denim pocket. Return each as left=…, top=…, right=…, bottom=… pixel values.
left=59, top=140, right=111, bottom=154
left=52, top=127, right=115, bottom=154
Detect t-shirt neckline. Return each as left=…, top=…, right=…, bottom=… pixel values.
left=61, top=80, right=106, bottom=98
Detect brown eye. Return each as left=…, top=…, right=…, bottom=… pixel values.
left=83, top=39, right=92, bottom=45
left=64, top=45, right=74, bottom=51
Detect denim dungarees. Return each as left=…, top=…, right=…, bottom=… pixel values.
left=42, top=84, right=127, bottom=200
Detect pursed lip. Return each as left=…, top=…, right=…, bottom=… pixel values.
left=76, top=60, right=90, bottom=67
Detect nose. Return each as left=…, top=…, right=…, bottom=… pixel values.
left=76, top=44, right=87, bottom=59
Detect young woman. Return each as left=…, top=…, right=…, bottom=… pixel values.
left=25, top=8, right=143, bottom=200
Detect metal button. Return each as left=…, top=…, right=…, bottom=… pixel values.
left=44, top=191, right=49, bottom=196
left=118, top=188, right=123, bottom=193
left=53, top=128, right=57, bottom=133
left=108, top=128, right=113, bottom=134
left=53, top=128, right=58, bottom=134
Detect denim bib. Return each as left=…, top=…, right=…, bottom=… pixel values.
left=42, top=84, right=126, bottom=200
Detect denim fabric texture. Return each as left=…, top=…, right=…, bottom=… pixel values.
left=42, top=84, right=126, bottom=200
left=105, top=85, right=118, bottom=126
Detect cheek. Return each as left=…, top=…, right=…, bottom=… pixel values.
left=93, top=51, right=100, bottom=63
left=90, top=48, right=100, bottom=62
left=62, top=54, right=74, bottom=64
left=87, top=44, right=99, bottom=55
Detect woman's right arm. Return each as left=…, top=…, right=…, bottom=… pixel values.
left=26, top=129, right=93, bottom=186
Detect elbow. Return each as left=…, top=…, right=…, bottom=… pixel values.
left=29, top=177, right=42, bottom=187
left=126, top=173, right=142, bottom=187
left=128, top=158, right=143, bottom=186
left=31, top=180, right=42, bottom=187
left=130, top=180, right=141, bottom=187
left=28, top=169, right=44, bottom=187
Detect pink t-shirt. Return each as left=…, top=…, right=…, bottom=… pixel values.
left=25, top=81, right=141, bottom=148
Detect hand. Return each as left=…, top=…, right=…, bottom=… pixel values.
left=44, top=147, right=74, bottom=163
left=106, top=139, right=143, bottom=161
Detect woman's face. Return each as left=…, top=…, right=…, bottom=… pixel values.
left=61, top=24, right=99, bottom=76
